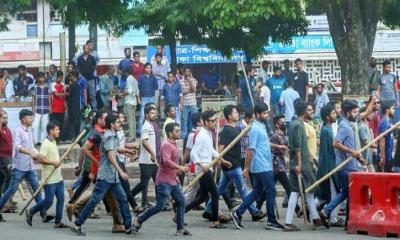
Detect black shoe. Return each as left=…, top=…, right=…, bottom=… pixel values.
left=265, top=221, right=284, bottom=231
left=252, top=211, right=266, bottom=222
left=230, top=211, right=243, bottom=229
left=202, top=211, right=212, bottom=221
left=125, top=228, right=132, bottom=235
left=26, top=210, right=33, bottom=226
left=70, top=224, right=86, bottom=236
left=41, top=214, right=55, bottom=223
left=0, top=214, right=6, bottom=222
left=193, top=205, right=205, bottom=211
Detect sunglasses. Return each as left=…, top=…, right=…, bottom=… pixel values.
left=207, top=119, right=217, bottom=123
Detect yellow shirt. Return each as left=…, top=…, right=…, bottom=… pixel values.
left=304, top=122, right=317, bottom=160
left=40, top=137, right=63, bottom=184
left=162, top=117, right=176, bottom=141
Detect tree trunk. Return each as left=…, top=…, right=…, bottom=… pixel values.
left=323, top=0, right=384, bottom=96
left=89, top=22, right=97, bottom=50
left=167, top=37, right=177, bottom=73
left=68, top=20, right=75, bottom=62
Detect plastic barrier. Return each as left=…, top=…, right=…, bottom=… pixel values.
left=348, top=172, right=400, bottom=237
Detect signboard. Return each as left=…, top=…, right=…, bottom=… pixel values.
left=306, top=15, right=330, bottom=32
left=265, top=35, right=334, bottom=54
left=0, top=41, right=40, bottom=61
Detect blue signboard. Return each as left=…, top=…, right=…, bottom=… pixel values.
left=146, top=35, right=336, bottom=64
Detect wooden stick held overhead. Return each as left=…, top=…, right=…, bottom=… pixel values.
left=239, top=53, right=255, bottom=109
left=305, top=120, right=400, bottom=193
left=184, top=123, right=252, bottom=193
left=19, top=129, right=87, bottom=215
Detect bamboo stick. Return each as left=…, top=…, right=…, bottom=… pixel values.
left=184, top=123, right=252, bottom=193
left=19, top=130, right=87, bottom=215
left=305, top=120, right=400, bottom=193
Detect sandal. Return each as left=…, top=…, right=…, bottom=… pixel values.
left=132, top=216, right=142, bottom=233
left=209, top=223, right=227, bottom=229
left=89, top=213, right=100, bottom=219
left=54, top=223, right=69, bottom=228
left=175, top=229, right=192, bottom=236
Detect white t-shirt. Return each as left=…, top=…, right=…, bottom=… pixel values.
left=260, top=85, right=271, bottom=110
left=138, top=121, right=157, bottom=164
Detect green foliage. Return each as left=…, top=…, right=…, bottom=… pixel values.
left=381, top=0, right=400, bottom=29
left=0, top=0, right=31, bottom=32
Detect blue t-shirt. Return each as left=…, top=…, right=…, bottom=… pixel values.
left=335, top=118, right=358, bottom=174
left=78, top=76, right=88, bottom=107
left=265, top=76, right=286, bottom=103
left=201, top=72, right=220, bottom=90
left=138, top=74, right=158, bottom=97
left=118, top=59, right=134, bottom=89
left=248, top=120, right=272, bottom=173
left=379, top=117, right=393, bottom=162
left=163, top=81, right=182, bottom=107
left=239, top=77, right=255, bottom=109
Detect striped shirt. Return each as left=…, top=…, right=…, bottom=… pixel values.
left=34, top=85, right=50, bottom=115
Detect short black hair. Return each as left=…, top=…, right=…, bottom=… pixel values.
left=124, top=67, right=132, bottom=75
left=164, top=104, right=175, bottom=116
left=321, top=103, right=335, bottom=122
left=144, top=102, right=155, bottom=108
left=49, top=64, right=57, bottom=69
left=86, top=39, right=93, bottom=44
left=144, top=104, right=156, bottom=115
left=294, top=100, right=307, bottom=116
left=273, top=115, right=285, bottom=125
left=383, top=60, right=391, bottom=67
left=155, top=53, right=163, bottom=58
left=37, top=71, right=45, bottom=78
left=245, top=66, right=253, bottom=74
left=67, top=61, right=75, bottom=66
left=177, top=63, right=184, bottom=69
left=294, top=58, right=302, bottom=64
left=223, top=105, right=237, bottom=121
left=381, top=101, right=393, bottom=115
left=254, top=102, right=269, bottom=115
left=201, top=110, right=216, bottom=123
left=105, top=114, right=118, bottom=129
left=18, top=65, right=27, bottom=71
left=283, top=59, right=289, bottom=64
left=144, top=63, right=152, bottom=69
left=286, top=77, right=294, bottom=87
left=273, top=66, right=281, bottom=72
left=71, top=70, right=80, bottom=79
left=165, top=122, right=179, bottom=138
left=341, top=99, right=359, bottom=116
left=92, top=110, right=107, bottom=126
left=191, top=112, right=202, bottom=127
left=124, top=47, right=131, bottom=53
left=262, top=60, right=270, bottom=65
left=167, top=71, right=174, bottom=77
left=244, top=108, right=253, bottom=119
left=47, top=120, right=60, bottom=133
left=56, top=70, right=63, bottom=78
left=19, top=109, right=33, bottom=120
left=133, top=51, right=140, bottom=57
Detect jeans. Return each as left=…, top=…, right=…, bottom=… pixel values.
left=71, top=176, right=82, bottom=191
left=236, top=171, right=277, bottom=223
left=124, top=104, right=137, bottom=138
left=0, top=169, right=45, bottom=215
left=0, top=164, right=11, bottom=198
left=32, top=113, right=49, bottom=144
left=324, top=172, right=350, bottom=223
left=75, top=179, right=131, bottom=229
left=185, top=171, right=219, bottom=221
left=138, top=183, right=185, bottom=230
left=139, top=97, right=155, bottom=134
left=272, top=102, right=284, bottom=116
left=174, top=108, right=181, bottom=127
left=87, top=79, right=97, bottom=110
left=31, top=181, right=64, bottom=224
left=182, top=105, right=198, bottom=138
left=131, top=163, right=158, bottom=205
left=205, top=167, right=258, bottom=215
left=69, top=171, right=91, bottom=204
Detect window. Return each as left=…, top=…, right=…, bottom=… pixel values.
left=27, top=24, right=38, bottom=37
left=15, top=0, right=38, bottom=22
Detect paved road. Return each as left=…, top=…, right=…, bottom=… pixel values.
left=0, top=190, right=379, bottom=240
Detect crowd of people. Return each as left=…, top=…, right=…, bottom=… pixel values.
left=0, top=40, right=400, bottom=237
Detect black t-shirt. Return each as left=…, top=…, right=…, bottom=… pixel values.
left=293, top=71, right=309, bottom=101
left=67, top=81, right=81, bottom=119
left=219, top=125, right=242, bottom=171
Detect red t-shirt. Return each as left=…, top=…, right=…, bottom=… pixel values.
left=132, top=62, right=145, bottom=80
left=51, top=83, right=65, bottom=113
left=88, top=125, right=105, bottom=177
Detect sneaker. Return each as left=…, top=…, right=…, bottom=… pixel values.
left=0, top=214, right=5, bottom=222
left=230, top=211, right=243, bottom=229
left=330, top=218, right=345, bottom=228
left=70, top=224, right=86, bottom=236
left=318, top=211, right=330, bottom=229
left=251, top=211, right=266, bottom=222
left=265, top=221, right=284, bottom=231
left=26, top=210, right=33, bottom=226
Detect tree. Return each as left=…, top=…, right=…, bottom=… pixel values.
left=311, top=0, right=400, bottom=95
left=0, top=0, right=31, bottom=32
